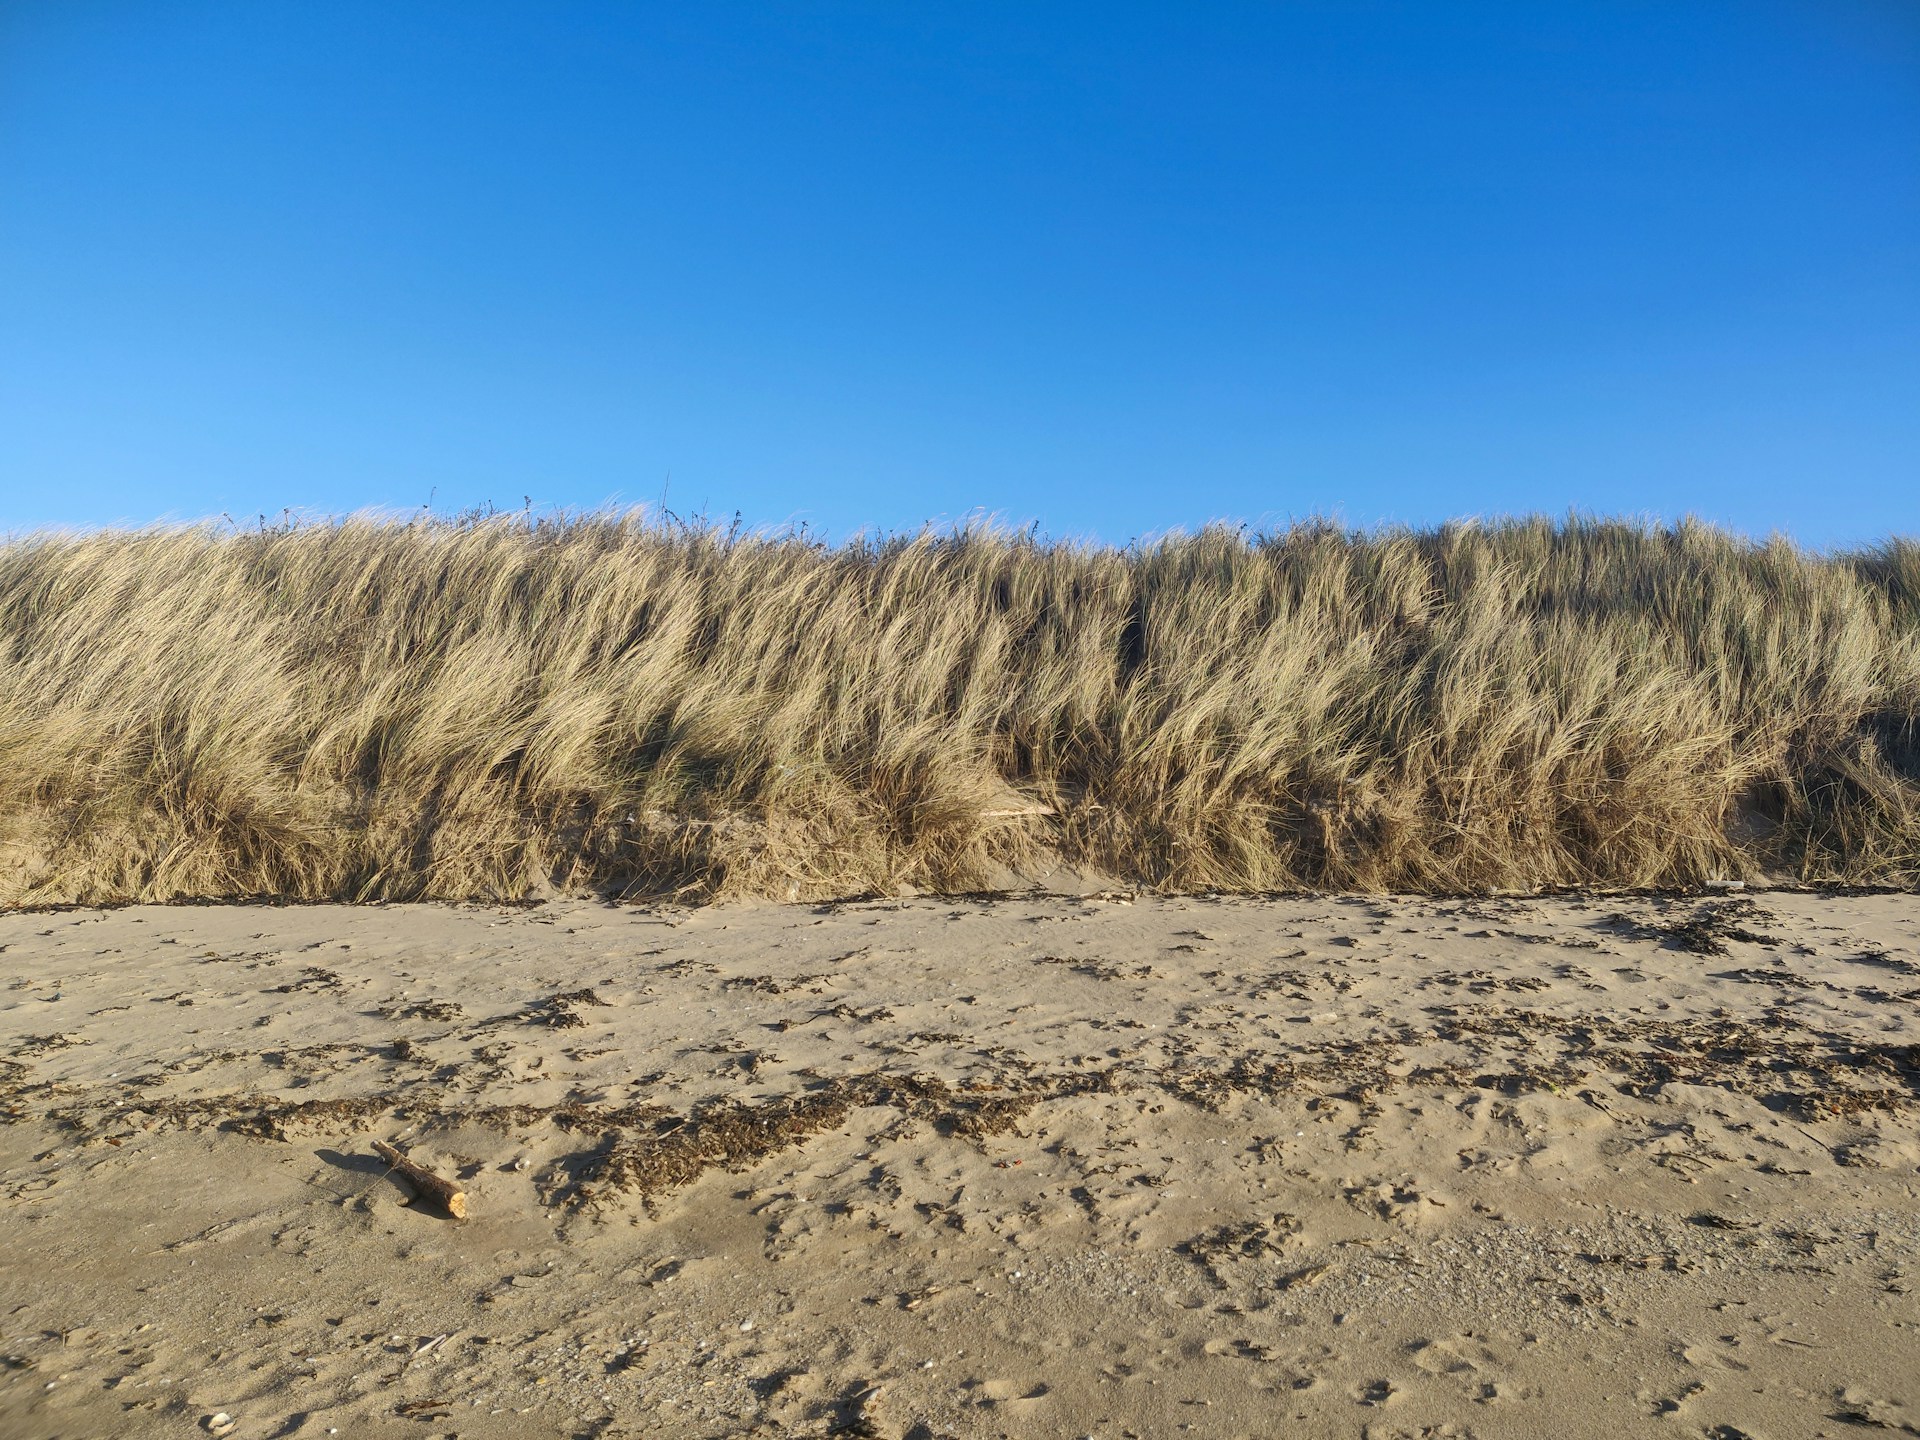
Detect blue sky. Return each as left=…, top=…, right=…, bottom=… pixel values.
left=2, top=2, right=1915, bottom=545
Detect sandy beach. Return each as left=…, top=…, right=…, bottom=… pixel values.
left=3, top=888, right=1917, bottom=1439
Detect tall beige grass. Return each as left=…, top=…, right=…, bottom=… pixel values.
left=1, top=512, right=1915, bottom=906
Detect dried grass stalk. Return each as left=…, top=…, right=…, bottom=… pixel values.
left=1, top=512, right=1914, bottom=904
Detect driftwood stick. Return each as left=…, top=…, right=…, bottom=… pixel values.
left=372, top=1139, right=468, bottom=1219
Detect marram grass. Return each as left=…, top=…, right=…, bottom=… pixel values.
left=1, top=512, right=1916, bottom=906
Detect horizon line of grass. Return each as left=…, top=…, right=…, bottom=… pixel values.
left=2, top=510, right=1916, bottom=906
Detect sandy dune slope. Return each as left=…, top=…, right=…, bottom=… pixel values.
left=2, top=889, right=1917, bottom=1439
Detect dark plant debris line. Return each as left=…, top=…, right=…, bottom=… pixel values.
left=13, top=999, right=1919, bottom=1211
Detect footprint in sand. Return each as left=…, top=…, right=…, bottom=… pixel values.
left=1679, top=1338, right=1751, bottom=1373
left=1638, top=1379, right=1708, bottom=1416
left=1834, top=1387, right=1918, bottom=1433
left=1345, top=1177, right=1453, bottom=1228
left=1411, top=1332, right=1500, bottom=1379
left=1203, top=1336, right=1285, bottom=1362
left=1411, top=1332, right=1532, bottom=1404
left=1352, top=1377, right=1398, bottom=1406
left=751, top=1368, right=824, bottom=1426
left=970, top=1378, right=1053, bottom=1410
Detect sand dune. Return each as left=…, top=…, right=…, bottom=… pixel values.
left=8, top=518, right=1919, bottom=909
left=3, top=888, right=1917, bottom=1438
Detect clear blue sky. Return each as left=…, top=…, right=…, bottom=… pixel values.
left=2, top=2, right=1916, bottom=545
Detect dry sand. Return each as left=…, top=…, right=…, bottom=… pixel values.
left=2, top=888, right=1917, bottom=1439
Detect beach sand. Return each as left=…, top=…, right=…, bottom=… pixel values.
left=2, top=888, right=1917, bottom=1439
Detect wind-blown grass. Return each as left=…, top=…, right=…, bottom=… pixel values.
left=1, top=512, right=1915, bottom=905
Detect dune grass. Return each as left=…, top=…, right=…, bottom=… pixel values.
left=1, top=512, right=1915, bottom=906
